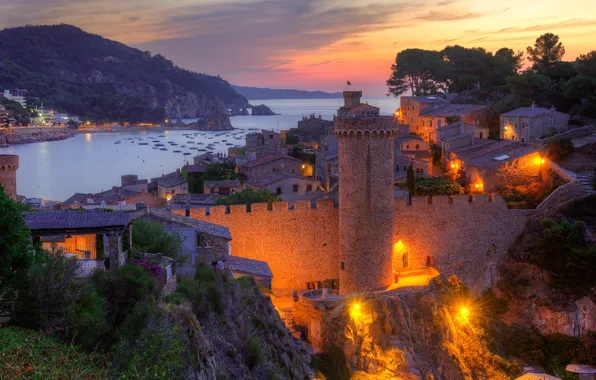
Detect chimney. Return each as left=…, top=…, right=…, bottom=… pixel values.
left=87, top=193, right=94, bottom=205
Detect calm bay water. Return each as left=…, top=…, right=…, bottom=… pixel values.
left=3, top=97, right=398, bottom=200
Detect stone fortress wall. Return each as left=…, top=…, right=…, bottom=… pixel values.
left=0, top=154, right=19, bottom=199
left=176, top=194, right=529, bottom=292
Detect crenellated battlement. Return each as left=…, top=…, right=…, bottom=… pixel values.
left=334, top=116, right=400, bottom=139
left=175, top=193, right=528, bottom=292
left=175, top=195, right=512, bottom=219
left=0, top=154, right=19, bottom=171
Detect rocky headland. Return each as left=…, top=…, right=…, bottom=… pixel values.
left=251, top=104, right=277, bottom=116
left=0, top=128, right=76, bottom=147
left=230, top=105, right=250, bottom=116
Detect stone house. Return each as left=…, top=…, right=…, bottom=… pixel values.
left=153, top=170, right=188, bottom=200
left=169, top=193, right=223, bottom=210
left=139, top=208, right=232, bottom=277
left=448, top=140, right=543, bottom=191
left=25, top=209, right=136, bottom=275
left=245, top=130, right=282, bottom=162
left=62, top=187, right=165, bottom=209
left=296, top=113, right=334, bottom=142
left=247, top=171, right=321, bottom=202
left=228, top=256, right=273, bottom=289
left=239, top=154, right=303, bottom=181
left=437, top=121, right=490, bottom=157
left=203, top=179, right=242, bottom=195
left=398, top=96, right=488, bottom=143
left=315, top=134, right=338, bottom=184
left=500, top=105, right=570, bottom=142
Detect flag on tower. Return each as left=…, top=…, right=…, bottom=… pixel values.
left=347, top=80, right=351, bottom=86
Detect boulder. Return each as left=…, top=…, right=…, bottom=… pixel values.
left=251, top=104, right=277, bottom=116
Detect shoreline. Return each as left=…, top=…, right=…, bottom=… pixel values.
left=0, top=125, right=234, bottom=147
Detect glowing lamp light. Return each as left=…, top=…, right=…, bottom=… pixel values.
left=394, top=240, right=406, bottom=255
left=301, top=164, right=306, bottom=169
left=504, top=126, right=508, bottom=130
left=458, top=306, right=470, bottom=324
left=475, top=183, right=480, bottom=189
left=451, top=163, right=455, bottom=169
left=350, top=303, right=362, bottom=320
left=541, top=158, right=545, bottom=164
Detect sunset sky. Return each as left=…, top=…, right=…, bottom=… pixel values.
left=1, top=0, right=595, bottom=95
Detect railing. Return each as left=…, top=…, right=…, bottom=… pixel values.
left=44, top=243, right=97, bottom=260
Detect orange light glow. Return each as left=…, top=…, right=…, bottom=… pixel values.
left=541, top=158, right=545, bottom=164
left=393, top=240, right=406, bottom=254
left=458, top=306, right=470, bottom=324
left=350, top=303, right=362, bottom=320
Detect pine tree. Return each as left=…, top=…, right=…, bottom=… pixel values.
left=406, top=163, right=416, bottom=194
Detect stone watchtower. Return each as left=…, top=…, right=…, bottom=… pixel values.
left=0, top=155, right=19, bottom=200
left=335, top=94, right=399, bottom=295
left=342, top=91, right=362, bottom=108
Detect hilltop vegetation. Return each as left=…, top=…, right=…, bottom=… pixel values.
left=388, top=33, right=596, bottom=122
left=0, top=24, right=249, bottom=123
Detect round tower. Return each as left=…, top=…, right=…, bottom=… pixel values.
left=0, top=154, right=19, bottom=200
left=336, top=113, right=399, bottom=295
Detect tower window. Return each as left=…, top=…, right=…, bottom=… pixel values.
left=292, top=184, right=299, bottom=193
left=341, top=261, right=345, bottom=271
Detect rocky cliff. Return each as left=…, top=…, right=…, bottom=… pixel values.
left=0, top=24, right=248, bottom=123
left=313, top=292, right=513, bottom=379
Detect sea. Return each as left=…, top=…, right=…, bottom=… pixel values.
left=2, top=97, right=399, bottom=201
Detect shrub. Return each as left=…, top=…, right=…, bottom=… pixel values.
left=415, top=177, right=464, bottom=196
left=67, top=288, right=109, bottom=350
left=111, top=325, right=190, bottom=379
left=244, top=336, right=264, bottom=369
left=0, top=184, right=36, bottom=298
left=0, top=327, right=107, bottom=379
left=91, top=263, right=158, bottom=334
left=546, top=138, right=574, bottom=160
left=131, top=219, right=182, bottom=258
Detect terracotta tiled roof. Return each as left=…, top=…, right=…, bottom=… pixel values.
left=243, top=154, right=300, bottom=168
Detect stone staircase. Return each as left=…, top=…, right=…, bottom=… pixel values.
left=577, top=172, right=596, bottom=196
left=279, top=307, right=302, bottom=340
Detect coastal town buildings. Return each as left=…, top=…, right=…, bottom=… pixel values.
left=203, top=179, right=242, bottom=195
left=397, top=96, right=489, bottom=143
left=245, top=129, right=283, bottom=161
left=169, top=193, right=223, bottom=210
left=247, top=171, right=321, bottom=202
left=239, top=154, right=303, bottom=181
left=447, top=139, right=543, bottom=191
left=24, top=209, right=136, bottom=273
left=157, top=173, right=188, bottom=200
left=2, top=89, right=27, bottom=108
left=436, top=120, right=490, bottom=157
left=394, top=134, right=432, bottom=179
left=287, top=114, right=334, bottom=142
left=500, top=104, right=570, bottom=142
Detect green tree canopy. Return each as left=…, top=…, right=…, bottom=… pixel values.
left=576, top=51, right=596, bottom=77
left=387, top=49, right=446, bottom=97
left=131, top=219, right=182, bottom=258
left=0, top=184, right=35, bottom=296
left=527, top=33, right=566, bottom=74
left=215, top=188, right=280, bottom=206
left=202, top=162, right=238, bottom=181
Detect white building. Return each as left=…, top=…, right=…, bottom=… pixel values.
left=3, top=89, right=27, bottom=108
